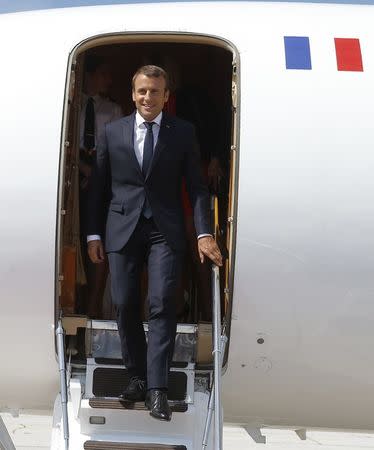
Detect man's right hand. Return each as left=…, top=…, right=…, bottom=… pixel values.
left=88, top=240, right=105, bottom=264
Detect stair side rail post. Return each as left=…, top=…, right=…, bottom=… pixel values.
left=212, top=264, right=223, bottom=450
left=56, top=319, right=69, bottom=450
left=202, top=195, right=224, bottom=450
left=202, top=333, right=227, bottom=450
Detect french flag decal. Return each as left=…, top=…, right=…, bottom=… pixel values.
left=284, top=36, right=364, bottom=72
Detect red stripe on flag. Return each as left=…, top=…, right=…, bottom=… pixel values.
left=334, top=38, right=363, bottom=72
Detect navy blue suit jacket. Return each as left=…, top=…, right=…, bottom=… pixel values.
left=87, top=111, right=210, bottom=252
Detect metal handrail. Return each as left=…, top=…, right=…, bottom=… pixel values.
left=202, top=196, right=226, bottom=450
left=56, top=320, right=69, bottom=450
left=212, top=265, right=223, bottom=450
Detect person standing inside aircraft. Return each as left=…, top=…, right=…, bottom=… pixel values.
left=79, top=54, right=122, bottom=319
left=86, top=65, right=222, bottom=421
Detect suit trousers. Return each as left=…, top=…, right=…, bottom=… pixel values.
left=108, top=216, right=183, bottom=389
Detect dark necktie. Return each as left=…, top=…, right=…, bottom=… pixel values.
left=142, top=121, right=155, bottom=177
left=84, top=97, right=95, bottom=150
left=142, top=121, right=155, bottom=218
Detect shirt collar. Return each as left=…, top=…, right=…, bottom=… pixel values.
left=135, top=110, right=162, bottom=128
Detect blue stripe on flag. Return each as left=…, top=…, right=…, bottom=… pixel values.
left=284, top=36, right=312, bottom=70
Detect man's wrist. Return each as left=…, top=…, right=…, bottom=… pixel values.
left=87, top=235, right=101, bottom=243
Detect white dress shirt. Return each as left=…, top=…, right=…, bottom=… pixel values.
left=87, top=110, right=211, bottom=242
left=80, top=93, right=122, bottom=150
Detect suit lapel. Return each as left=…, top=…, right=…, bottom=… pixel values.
left=122, top=112, right=142, bottom=178
left=146, top=113, right=173, bottom=180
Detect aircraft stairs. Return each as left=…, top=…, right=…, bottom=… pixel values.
left=51, top=312, right=225, bottom=450
left=52, top=265, right=225, bottom=450
left=52, top=197, right=225, bottom=450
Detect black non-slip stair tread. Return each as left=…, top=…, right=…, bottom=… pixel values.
left=94, top=358, right=125, bottom=365
left=89, top=397, right=188, bottom=412
left=92, top=368, right=187, bottom=401
left=84, top=441, right=186, bottom=450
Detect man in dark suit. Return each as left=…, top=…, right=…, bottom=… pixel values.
left=87, top=65, right=222, bottom=421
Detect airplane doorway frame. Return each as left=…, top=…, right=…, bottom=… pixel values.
left=55, top=32, right=241, bottom=369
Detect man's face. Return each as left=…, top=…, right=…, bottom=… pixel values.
left=132, top=74, right=169, bottom=121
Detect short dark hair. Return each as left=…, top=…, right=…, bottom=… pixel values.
left=84, top=54, right=106, bottom=74
left=132, top=65, right=169, bottom=91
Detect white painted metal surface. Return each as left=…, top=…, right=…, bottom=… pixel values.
left=2, top=412, right=374, bottom=449
left=223, top=2, right=374, bottom=429
left=0, top=0, right=373, bottom=436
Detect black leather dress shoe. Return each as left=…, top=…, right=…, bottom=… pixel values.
left=145, top=389, right=172, bottom=421
left=118, top=376, right=146, bottom=402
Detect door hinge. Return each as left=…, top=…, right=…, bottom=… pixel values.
left=231, top=82, right=237, bottom=109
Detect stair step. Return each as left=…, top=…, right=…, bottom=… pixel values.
left=94, top=358, right=189, bottom=369
left=92, top=368, right=187, bottom=401
left=88, top=321, right=197, bottom=363
left=89, top=398, right=188, bottom=413
left=84, top=442, right=187, bottom=450
left=79, top=397, right=196, bottom=436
